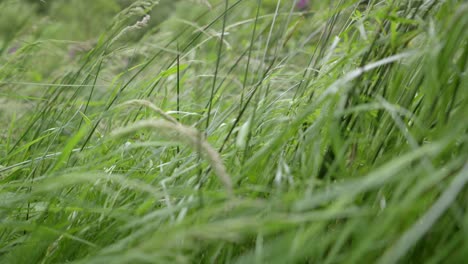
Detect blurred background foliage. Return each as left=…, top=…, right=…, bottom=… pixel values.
left=0, top=0, right=300, bottom=122
left=0, top=0, right=230, bottom=80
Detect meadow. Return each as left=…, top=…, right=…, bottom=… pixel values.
left=0, top=0, right=467, bottom=263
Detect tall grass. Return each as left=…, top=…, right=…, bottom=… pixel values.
left=1, top=0, right=467, bottom=263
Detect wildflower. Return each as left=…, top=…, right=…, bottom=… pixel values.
left=296, top=0, right=309, bottom=11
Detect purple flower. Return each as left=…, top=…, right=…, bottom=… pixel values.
left=296, top=0, right=309, bottom=10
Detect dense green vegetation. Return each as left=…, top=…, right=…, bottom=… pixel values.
left=1, top=0, right=467, bottom=263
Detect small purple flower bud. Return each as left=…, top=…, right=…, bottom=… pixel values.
left=296, top=0, right=309, bottom=10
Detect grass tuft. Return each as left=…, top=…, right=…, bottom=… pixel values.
left=0, top=0, right=467, bottom=263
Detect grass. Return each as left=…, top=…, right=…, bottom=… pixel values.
left=0, top=0, right=467, bottom=263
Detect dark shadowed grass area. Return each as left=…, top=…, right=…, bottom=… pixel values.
left=0, top=0, right=467, bottom=263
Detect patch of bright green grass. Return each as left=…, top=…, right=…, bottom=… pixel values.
left=1, top=0, right=467, bottom=263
